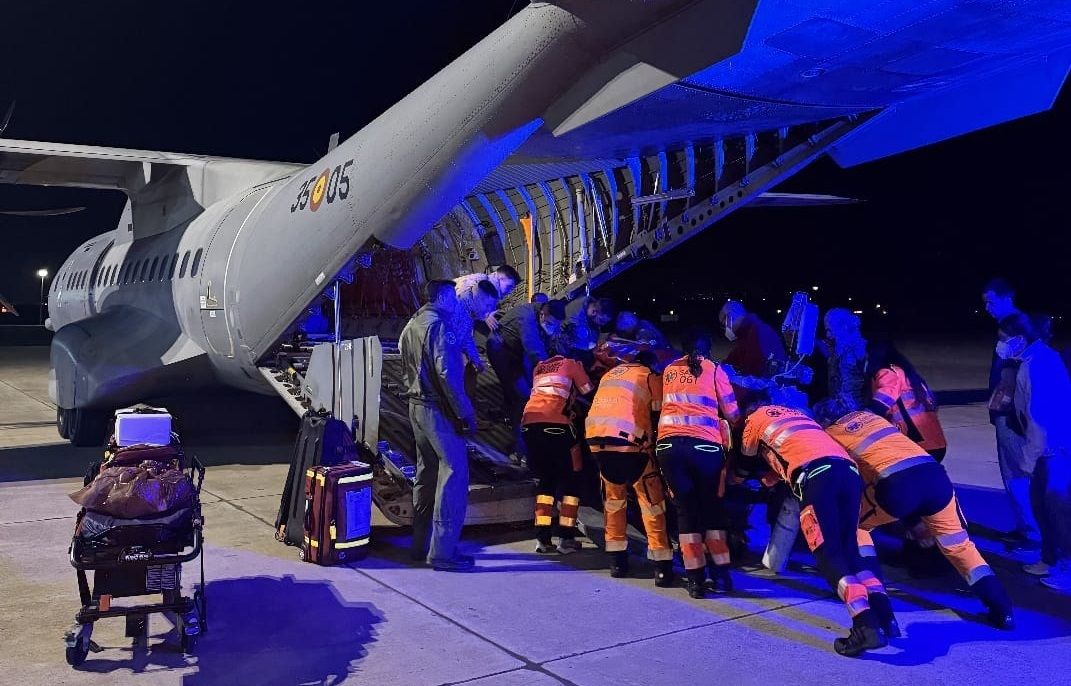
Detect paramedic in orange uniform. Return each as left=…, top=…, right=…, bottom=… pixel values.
left=866, top=341, right=948, bottom=461
left=522, top=351, right=595, bottom=555
left=815, top=397, right=1015, bottom=630
left=741, top=401, right=893, bottom=657
left=656, top=330, right=740, bottom=598
left=586, top=351, right=674, bottom=586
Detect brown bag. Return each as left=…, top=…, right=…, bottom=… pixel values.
left=70, top=460, right=194, bottom=519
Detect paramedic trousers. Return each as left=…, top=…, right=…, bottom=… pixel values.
left=995, top=415, right=1040, bottom=543
left=655, top=437, right=730, bottom=569
left=409, top=402, right=470, bottom=565
left=856, top=460, right=1006, bottom=608
left=797, top=459, right=867, bottom=585
left=797, top=458, right=882, bottom=618
left=591, top=446, right=673, bottom=561
left=858, top=460, right=992, bottom=583
left=523, top=423, right=581, bottom=544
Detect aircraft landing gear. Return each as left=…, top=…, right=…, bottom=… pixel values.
left=58, top=407, right=109, bottom=447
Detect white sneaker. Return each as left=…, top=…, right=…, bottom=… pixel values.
left=535, top=542, right=555, bottom=554
left=557, top=539, right=582, bottom=555
left=1040, top=562, right=1071, bottom=593
left=1023, top=561, right=1051, bottom=576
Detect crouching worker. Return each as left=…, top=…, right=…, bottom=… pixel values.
left=815, top=397, right=1014, bottom=630
left=522, top=350, right=595, bottom=554
left=656, top=330, right=740, bottom=598
left=586, top=351, right=674, bottom=586
left=742, top=400, right=892, bottom=656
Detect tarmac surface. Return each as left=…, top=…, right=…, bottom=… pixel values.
left=1, top=343, right=1069, bottom=685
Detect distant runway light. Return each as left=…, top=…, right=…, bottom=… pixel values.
left=36, top=269, right=48, bottom=278
left=811, top=286, right=819, bottom=291
left=853, top=310, right=863, bottom=315
left=776, top=309, right=783, bottom=314
left=670, top=310, right=675, bottom=316
left=875, top=303, right=881, bottom=309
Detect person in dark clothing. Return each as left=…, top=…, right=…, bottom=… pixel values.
left=399, top=280, right=478, bottom=572
left=486, top=299, right=567, bottom=460
left=718, top=301, right=788, bottom=378
left=982, top=278, right=1040, bottom=553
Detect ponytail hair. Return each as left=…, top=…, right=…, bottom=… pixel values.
left=682, top=328, right=713, bottom=378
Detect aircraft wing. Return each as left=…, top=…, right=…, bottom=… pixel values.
left=0, top=138, right=301, bottom=193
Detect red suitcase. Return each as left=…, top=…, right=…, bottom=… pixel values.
left=302, top=462, right=373, bottom=565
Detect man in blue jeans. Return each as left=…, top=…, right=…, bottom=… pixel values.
left=1000, top=312, right=1071, bottom=592
left=983, top=278, right=1042, bottom=554
left=400, top=280, right=478, bottom=572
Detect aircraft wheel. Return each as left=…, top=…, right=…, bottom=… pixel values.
left=69, top=409, right=109, bottom=447
left=57, top=407, right=72, bottom=439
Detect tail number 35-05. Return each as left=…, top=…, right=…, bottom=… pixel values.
left=291, top=160, right=353, bottom=213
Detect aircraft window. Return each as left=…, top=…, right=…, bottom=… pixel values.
left=159, top=256, right=169, bottom=281
left=97, top=270, right=104, bottom=287
left=127, top=262, right=136, bottom=284
left=119, top=264, right=129, bottom=284
left=77, top=271, right=85, bottom=289
left=109, top=265, right=117, bottom=286
left=179, top=251, right=190, bottom=278
left=139, top=260, right=150, bottom=282
left=191, top=249, right=203, bottom=278
left=168, top=254, right=178, bottom=280
left=148, top=257, right=159, bottom=281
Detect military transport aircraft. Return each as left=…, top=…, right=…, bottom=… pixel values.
left=1, top=0, right=1068, bottom=519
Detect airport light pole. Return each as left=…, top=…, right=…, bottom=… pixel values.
left=36, top=269, right=49, bottom=325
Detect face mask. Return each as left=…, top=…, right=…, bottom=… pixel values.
left=724, top=323, right=737, bottom=342
left=996, top=336, right=1025, bottom=360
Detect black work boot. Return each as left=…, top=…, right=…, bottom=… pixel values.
left=867, top=592, right=901, bottom=639
left=706, top=563, right=733, bottom=594
left=833, top=610, right=887, bottom=657
left=654, top=560, right=675, bottom=588
left=685, top=569, right=707, bottom=599
left=972, top=575, right=1015, bottom=630
left=609, top=551, right=630, bottom=578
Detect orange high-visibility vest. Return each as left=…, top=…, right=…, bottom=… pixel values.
left=586, top=363, right=662, bottom=448
left=659, top=356, right=740, bottom=444
left=871, top=365, right=946, bottom=452
left=522, top=356, right=594, bottom=426
left=825, top=410, right=933, bottom=486
left=741, top=405, right=852, bottom=483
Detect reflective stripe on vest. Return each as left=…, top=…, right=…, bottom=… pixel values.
left=664, top=392, right=719, bottom=408
left=660, top=415, right=718, bottom=427
left=876, top=454, right=934, bottom=481
left=854, top=425, right=901, bottom=453
left=588, top=416, right=642, bottom=442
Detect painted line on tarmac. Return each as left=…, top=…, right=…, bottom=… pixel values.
left=0, top=377, right=55, bottom=411
left=539, top=594, right=830, bottom=671
left=348, top=565, right=582, bottom=686
left=0, top=514, right=76, bottom=526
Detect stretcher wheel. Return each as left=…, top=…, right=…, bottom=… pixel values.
left=65, top=642, right=88, bottom=667
left=64, top=624, right=93, bottom=667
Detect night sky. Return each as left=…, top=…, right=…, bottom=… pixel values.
left=2, top=1, right=1069, bottom=333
